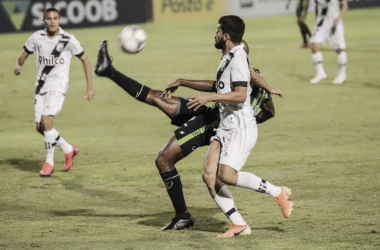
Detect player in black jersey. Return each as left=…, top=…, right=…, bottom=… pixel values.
left=286, top=0, right=312, bottom=48
left=94, top=40, right=282, bottom=231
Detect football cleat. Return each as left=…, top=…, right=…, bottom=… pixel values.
left=275, top=186, right=294, bottom=218
left=332, top=74, right=346, bottom=84
left=217, top=224, right=251, bottom=238
left=94, top=40, right=114, bottom=77
left=160, top=214, right=195, bottom=231
left=300, top=43, right=311, bottom=49
left=310, top=72, right=327, bottom=84
left=39, top=163, right=54, bottom=177
left=63, top=146, right=79, bottom=172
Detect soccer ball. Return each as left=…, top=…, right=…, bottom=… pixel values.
left=117, top=25, right=147, bottom=54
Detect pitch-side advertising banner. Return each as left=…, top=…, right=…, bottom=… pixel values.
left=223, top=0, right=316, bottom=18
left=20, top=0, right=149, bottom=31
left=0, top=0, right=150, bottom=33
left=347, top=0, right=380, bottom=8
left=152, top=0, right=226, bottom=22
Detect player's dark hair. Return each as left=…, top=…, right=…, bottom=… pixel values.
left=218, top=15, right=245, bottom=44
left=43, top=7, right=60, bottom=20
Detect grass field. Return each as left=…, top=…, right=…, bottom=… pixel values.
left=1, top=8, right=380, bottom=250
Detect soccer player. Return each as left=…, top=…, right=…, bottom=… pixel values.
left=309, top=0, right=348, bottom=84
left=185, top=15, right=293, bottom=238
left=14, top=8, right=94, bottom=177
left=94, top=39, right=282, bottom=231
left=286, top=0, right=312, bottom=48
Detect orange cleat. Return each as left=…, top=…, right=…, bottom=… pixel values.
left=275, top=186, right=294, bottom=218
left=39, top=163, right=54, bottom=177
left=300, top=43, right=311, bottom=49
left=217, top=224, right=251, bottom=238
left=63, top=146, right=79, bottom=172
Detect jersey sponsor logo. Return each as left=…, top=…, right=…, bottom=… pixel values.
left=38, top=55, right=65, bottom=66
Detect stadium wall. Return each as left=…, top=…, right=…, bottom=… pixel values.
left=1, top=0, right=379, bottom=33
left=0, top=0, right=151, bottom=33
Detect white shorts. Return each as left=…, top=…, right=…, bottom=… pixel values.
left=34, top=90, right=65, bottom=122
left=212, top=126, right=258, bottom=171
left=310, top=20, right=346, bottom=50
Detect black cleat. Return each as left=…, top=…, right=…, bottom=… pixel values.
left=94, top=40, right=113, bottom=77
left=160, top=214, right=195, bottom=231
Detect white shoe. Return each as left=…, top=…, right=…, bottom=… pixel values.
left=310, top=72, right=327, bottom=84
left=332, top=74, right=346, bottom=84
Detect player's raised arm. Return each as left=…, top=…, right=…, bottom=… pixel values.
left=250, top=69, right=283, bottom=98
left=162, top=79, right=215, bottom=99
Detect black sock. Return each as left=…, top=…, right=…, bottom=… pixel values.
left=109, top=70, right=150, bottom=102
left=299, top=23, right=311, bottom=44
left=160, top=169, right=189, bottom=219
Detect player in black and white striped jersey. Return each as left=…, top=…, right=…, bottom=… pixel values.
left=310, top=0, right=348, bottom=84
left=14, top=8, right=94, bottom=177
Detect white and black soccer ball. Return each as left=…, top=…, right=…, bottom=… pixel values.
left=117, top=25, right=147, bottom=54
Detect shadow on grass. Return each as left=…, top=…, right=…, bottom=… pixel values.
left=1, top=158, right=41, bottom=173
left=50, top=208, right=284, bottom=233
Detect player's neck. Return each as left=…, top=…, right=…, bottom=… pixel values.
left=224, top=41, right=239, bottom=54
left=46, top=29, right=59, bottom=39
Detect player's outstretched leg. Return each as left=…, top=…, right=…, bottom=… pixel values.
left=94, top=40, right=113, bottom=77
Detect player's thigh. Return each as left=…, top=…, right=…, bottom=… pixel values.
left=310, top=25, right=329, bottom=45
left=328, top=22, right=346, bottom=50
left=40, top=90, right=65, bottom=117
left=218, top=127, right=258, bottom=171
left=174, top=112, right=219, bottom=157
left=34, top=93, right=45, bottom=123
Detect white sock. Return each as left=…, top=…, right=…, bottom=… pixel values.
left=311, top=51, right=326, bottom=75
left=214, top=186, right=246, bottom=226
left=237, top=172, right=282, bottom=197
left=337, top=51, right=347, bottom=75
left=52, top=128, right=72, bottom=154
left=44, top=129, right=58, bottom=166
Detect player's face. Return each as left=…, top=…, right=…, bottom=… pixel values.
left=214, top=25, right=225, bottom=50
left=44, top=11, right=60, bottom=36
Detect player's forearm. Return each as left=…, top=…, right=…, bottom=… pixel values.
left=339, top=0, right=347, bottom=19
left=81, top=55, right=93, bottom=88
left=251, top=72, right=269, bottom=90
left=179, top=79, right=215, bottom=92
left=209, top=88, right=246, bottom=104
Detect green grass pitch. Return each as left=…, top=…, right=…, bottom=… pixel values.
left=0, top=8, right=379, bottom=250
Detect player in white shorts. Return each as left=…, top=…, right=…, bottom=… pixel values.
left=14, top=8, right=94, bottom=177
left=310, top=0, right=348, bottom=84
left=187, top=15, right=294, bottom=238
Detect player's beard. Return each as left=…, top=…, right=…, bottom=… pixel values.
left=214, top=39, right=225, bottom=50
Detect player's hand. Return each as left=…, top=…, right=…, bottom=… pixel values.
left=14, top=66, right=21, bottom=75
left=162, top=79, right=182, bottom=99
left=86, top=88, right=94, bottom=101
left=186, top=94, right=209, bottom=111
left=267, top=87, right=284, bottom=98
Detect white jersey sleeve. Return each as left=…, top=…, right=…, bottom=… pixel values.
left=24, top=31, right=39, bottom=53
left=66, top=33, right=84, bottom=57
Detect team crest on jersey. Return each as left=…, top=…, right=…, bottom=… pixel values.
left=56, top=42, right=65, bottom=52
left=218, top=81, right=225, bottom=90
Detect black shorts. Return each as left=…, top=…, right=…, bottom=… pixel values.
left=173, top=105, right=220, bottom=157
